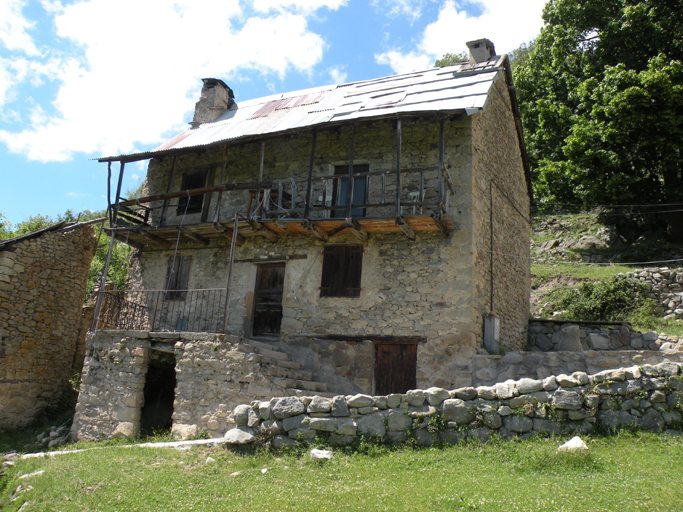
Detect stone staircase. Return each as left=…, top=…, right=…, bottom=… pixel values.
left=242, top=338, right=337, bottom=398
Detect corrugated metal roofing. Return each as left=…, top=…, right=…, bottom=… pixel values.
left=100, top=56, right=507, bottom=163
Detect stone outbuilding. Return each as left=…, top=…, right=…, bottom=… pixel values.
left=74, top=39, right=531, bottom=440
left=0, top=222, right=96, bottom=428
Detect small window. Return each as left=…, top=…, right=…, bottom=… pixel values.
left=177, top=172, right=207, bottom=215
left=165, top=256, right=191, bottom=300
left=320, top=245, right=363, bottom=297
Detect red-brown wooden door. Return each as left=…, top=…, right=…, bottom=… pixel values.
left=374, top=343, right=417, bottom=395
left=252, top=263, right=285, bottom=337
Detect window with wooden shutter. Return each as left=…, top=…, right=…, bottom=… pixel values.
left=177, top=172, right=207, bottom=215
left=165, top=256, right=192, bottom=300
left=320, top=245, right=363, bottom=297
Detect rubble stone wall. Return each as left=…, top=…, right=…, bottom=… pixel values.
left=626, top=267, right=683, bottom=319
left=472, top=349, right=683, bottom=387
left=471, top=73, right=530, bottom=351
left=226, top=361, right=683, bottom=448
left=0, top=226, right=95, bottom=429
left=527, top=321, right=681, bottom=353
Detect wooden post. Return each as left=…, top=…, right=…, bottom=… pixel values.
left=303, top=130, right=317, bottom=221
left=212, top=145, right=228, bottom=223
left=346, top=124, right=356, bottom=219
left=106, top=162, right=112, bottom=223
left=222, top=213, right=239, bottom=333
left=159, top=155, right=178, bottom=226
left=395, top=118, right=402, bottom=219
left=91, top=161, right=126, bottom=330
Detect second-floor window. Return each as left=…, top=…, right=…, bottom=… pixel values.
left=177, top=171, right=207, bottom=215
left=320, top=245, right=363, bottom=297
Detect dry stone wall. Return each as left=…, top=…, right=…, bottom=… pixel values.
left=626, top=267, right=683, bottom=319
left=224, top=361, right=683, bottom=448
left=527, top=321, right=681, bottom=353
left=0, top=226, right=96, bottom=428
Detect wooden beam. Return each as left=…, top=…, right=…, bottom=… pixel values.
left=303, top=130, right=317, bottom=221
left=114, top=234, right=144, bottom=250
left=138, top=228, right=172, bottom=248
left=289, top=333, right=427, bottom=344
left=212, top=222, right=245, bottom=246
left=302, top=220, right=328, bottom=242
left=177, top=226, right=210, bottom=246
left=344, top=218, right=369, bottom=242
left=235, top=254, right=307, bottom=263
left=274, top=219, right=300, bottom=236
left=432, top=213, right=450, bottom=237
left=396, top=216, right=416, bottom=240
left=325, top=223, right=349, bottom=238
left=247, top=219, right=279, bottom=243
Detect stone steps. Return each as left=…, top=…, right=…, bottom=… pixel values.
left=242, top=337, right=334, bottom=398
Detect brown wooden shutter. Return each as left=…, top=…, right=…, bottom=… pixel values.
left=320, top=245, right=362, bottom=297
left=343, top=245, right=363, bottom=297
left=165, top=256, right=191, bottom=300
left=320, top=246, right=339, bottom=297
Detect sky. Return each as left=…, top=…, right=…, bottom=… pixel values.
left=0, top=0, right=547, bottom=225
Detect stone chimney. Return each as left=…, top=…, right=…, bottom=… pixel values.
left=191, top=78, right=235, bottom=127
left=466, top=39, right=496, bottom=64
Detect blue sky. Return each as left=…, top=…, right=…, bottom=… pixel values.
left=0, top=0, right=546, bottom=225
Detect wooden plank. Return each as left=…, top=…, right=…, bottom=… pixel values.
left=177, top=226, right=210, bottom=246
left=289, top=334, right=426, bottom=343
left=138, top=228, right=172, bottom=248
left=302, top=220, right=328, bottom=242
left=212, top=222, right=245, bottom=246
left=235, top=254, right=307, bottom=263
left=432, top=214, right=451, bottom=237
left=274, top=219, right=301, bottom=236
left=396, top=215, right=416, bottom=240
left=344, top=218, right=369, bottom=242
left=114, top=233, right=144, bottom=250
left=247, top=219, right=279, bottom=243
left=118, top=181, right=275, bottom=207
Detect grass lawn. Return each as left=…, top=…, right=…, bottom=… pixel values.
left=2, top=432, right=682, bottom=511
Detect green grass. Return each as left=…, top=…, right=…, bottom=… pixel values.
left=531, top=262, right=634, bottom=281
left=2, top=433, right=682, bottom=511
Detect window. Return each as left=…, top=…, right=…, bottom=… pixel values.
left=332, top=164, right=368, bottom=218
left=177, top=172, right=207, bottom=215
left=320, top=245, right=363, bottom=297
left=165, top=256, right=191, bottom=300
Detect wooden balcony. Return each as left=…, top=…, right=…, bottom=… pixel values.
left=107, top=165, right=456, bottom=249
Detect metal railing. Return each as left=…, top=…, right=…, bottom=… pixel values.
left=94, top=289, right=227, bottom=333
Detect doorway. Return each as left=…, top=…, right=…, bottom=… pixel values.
left=252, top=263, right=286, bottom=338
left=140, top=351, right=176, bottom=436
left=374, top=343, right=417, bottom=395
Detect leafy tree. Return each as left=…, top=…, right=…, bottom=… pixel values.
left=514, top=0, right=683, bottom=240
left=434, top=52, right=468, bottom=67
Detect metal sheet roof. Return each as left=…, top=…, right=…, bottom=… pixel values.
left=100, top=56, right=507, bottom=163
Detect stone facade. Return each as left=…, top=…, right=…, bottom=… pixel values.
left=124, top=72, right=530, bottom=393
left=224, top=361, right=683, bottom=448
left=0, top=225, right=96, bottom=428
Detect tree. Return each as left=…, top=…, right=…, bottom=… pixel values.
left=434, top=52, right=468, bottom=67
left=514, top=0, right=683, bottom=240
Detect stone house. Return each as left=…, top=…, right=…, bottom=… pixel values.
left=75, top=39, right=531, bottom=440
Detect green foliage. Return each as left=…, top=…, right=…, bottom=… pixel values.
left=515, top=0, right=683, bottom=238
left=434, top=52, right=468, bottom=67
left=540, top=275, right=653, bottom=322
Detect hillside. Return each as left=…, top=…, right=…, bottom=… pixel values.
left=529, top=208, right=683, bottom=337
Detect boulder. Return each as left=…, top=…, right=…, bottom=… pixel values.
left=424, top=387, right=450, bottom=406
left=346, top=394, right=374, bottom=408
left=516, top=378, right=543, bottom=394
left=233, top=404, right=251, bottom=426
left=355, top=412, right=385, bottom=437
left=552, top=389, right=583, bottom=410
left=557, top=436, right=588, bottom=453
left=224, top=426, right=255, bottom=445
left=552, top=325, right=582, bottom=352
left=310, top=449, right=333, bottom=461
left=443, top=399, right=474, bottom=424
left=272, top=397, right=305, bottom=419
left=331, top=396, right=350, bottom=417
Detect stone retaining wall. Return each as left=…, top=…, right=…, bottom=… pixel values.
left=527, top=321, right=681, bottom=353
left=472, top=349, right=683, bottom=387
left=224, top=361, right=683, bottom=448
left=626, top=267, right=683, bottom=319
left=0, top=225, right=96, bottom=428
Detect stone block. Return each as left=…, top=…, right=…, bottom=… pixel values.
left=272, top=397, right=305, bottom=419
left=552, top=325, right=581, bottom=351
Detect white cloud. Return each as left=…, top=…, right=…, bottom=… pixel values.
left=130, top=173, right=142, bottom=181
left=66, top=192, right=88, bottom=198
left=0, top=0, right=39, bottom=55
left=0, top=0, right=334, bottom=162
left=372, top=0, right=425, bottom=23
left=328, top=66, right=347, bottom=84
left=253, top=0, right=347, bottom=14
left=375, top=0, right=546, bottom=73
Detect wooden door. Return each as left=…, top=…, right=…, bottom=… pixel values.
left=252, top=263, right=285, bottom=337
left=374, top=343, right=417, bottom=395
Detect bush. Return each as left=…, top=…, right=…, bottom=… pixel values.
left=541, top=276, right=653, bottom=322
